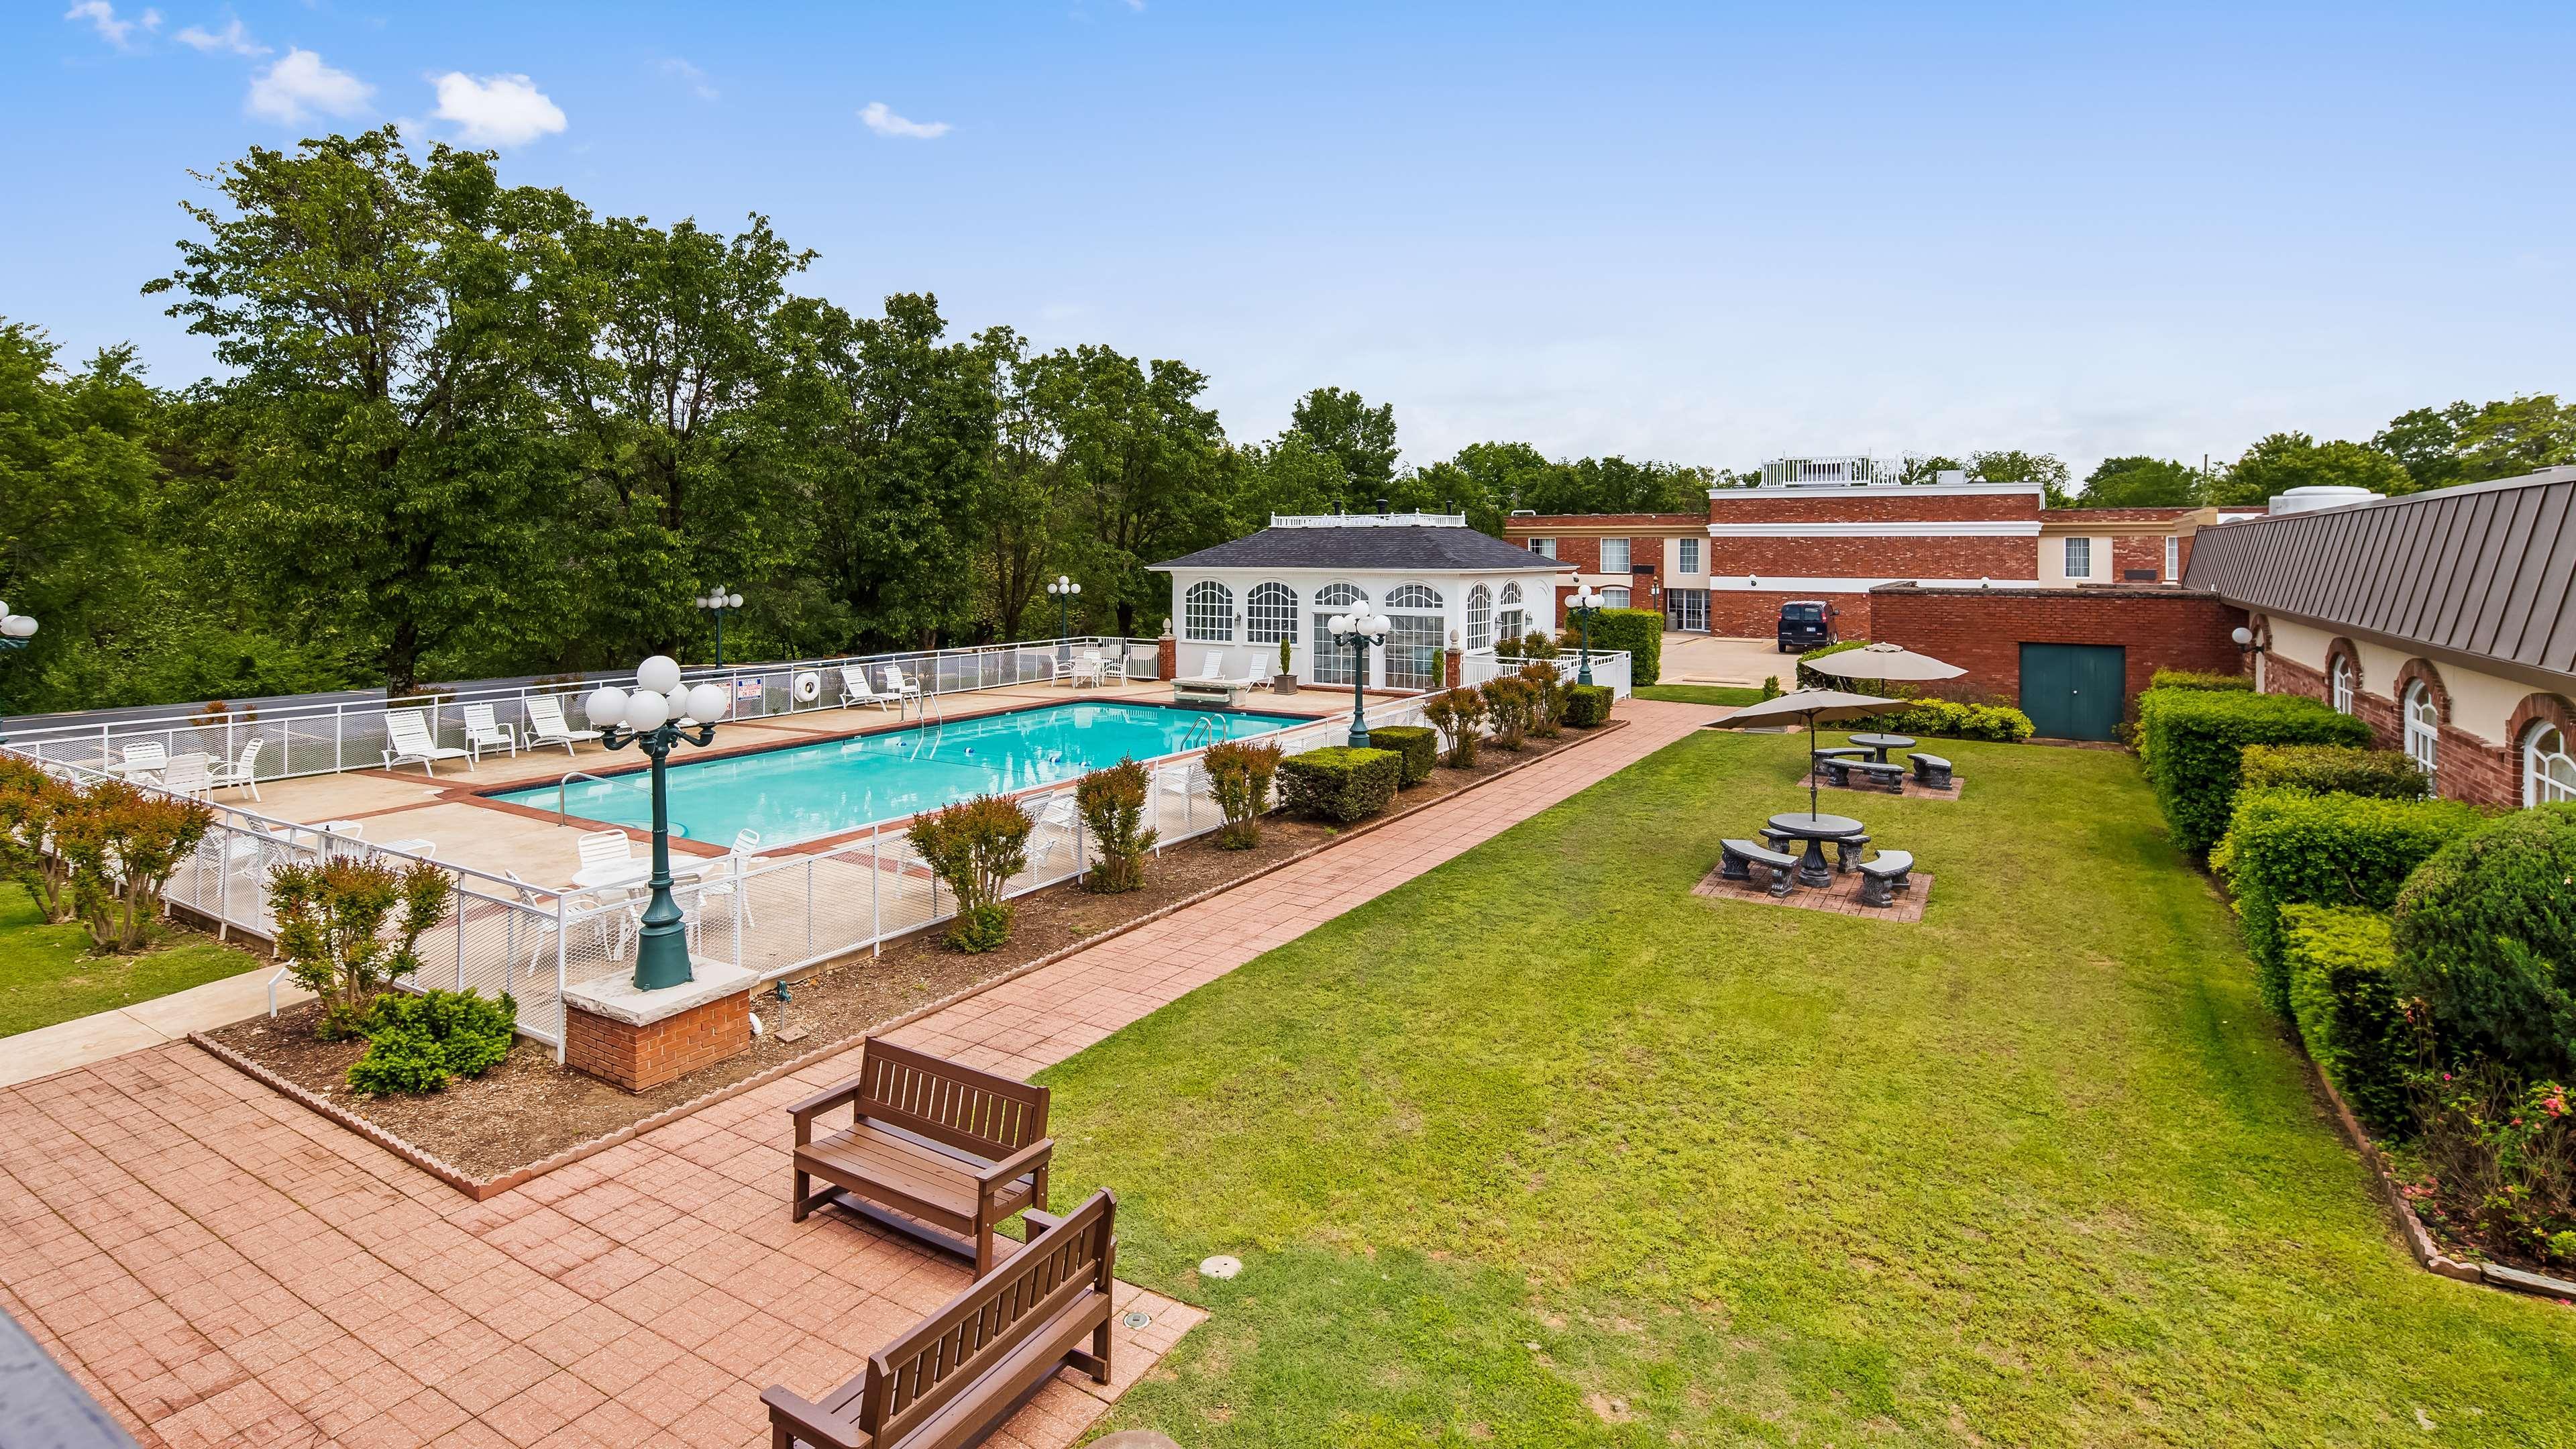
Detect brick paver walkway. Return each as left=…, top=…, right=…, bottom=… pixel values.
left=0, top=699, right=1717, bottom=1449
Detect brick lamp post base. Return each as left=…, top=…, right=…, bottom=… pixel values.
left=561, top=962, right=757, bottom=1093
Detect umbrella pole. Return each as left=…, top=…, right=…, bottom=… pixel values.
left=1808, top=710, right=1820, bottom=816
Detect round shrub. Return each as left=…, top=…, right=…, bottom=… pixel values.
left=2392, top=804, right=2576, bottom=1077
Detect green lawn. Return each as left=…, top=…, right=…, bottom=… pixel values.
left=1044, top=730, right=2576, bottom=1446
left=0, top=882, right=265, bottom=1037
left=1634, top=684, right=1767, bottom=707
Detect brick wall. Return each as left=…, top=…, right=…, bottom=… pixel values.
left=2264, top=650, right=2528, bottom=808
left=2110, top=534, right=2168, bottom=582
left=1706, top=492, right=2042, bottom=523
left=1868, top=585, right=2246, bottom=722
left=1707, top=535, right=2036, bottom=580
left=566, top=990, right=752, bottom=1093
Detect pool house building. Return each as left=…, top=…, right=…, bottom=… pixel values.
left=1155, top=511, right=1574, bottom=690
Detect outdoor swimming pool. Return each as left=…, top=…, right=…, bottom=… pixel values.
left=494, top=702, right=1312, bottom=846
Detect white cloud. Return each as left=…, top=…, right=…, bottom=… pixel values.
left=247, top=48, right=372, bottom=123
left=176, top=17, right=267, bottom=56
left=64, top=2, right=160, bottom=48
left=859, top=101, right=949, bottom=140
left=659, top=58, right=716, bottom=101
left=429, top=71, right=568, bottom=147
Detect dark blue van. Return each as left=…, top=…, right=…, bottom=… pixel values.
left=1776, top=600, right=1839, bottom=653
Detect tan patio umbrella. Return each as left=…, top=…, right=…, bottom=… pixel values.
left=1708, top=688, right=1902, bottom=815
left=1799, top=641, right=1966, bottom=685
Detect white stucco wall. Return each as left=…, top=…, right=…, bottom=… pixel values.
left=1161, top=568, right=1562, bottom=688
left=2266, top=615, right=2530, bottom=746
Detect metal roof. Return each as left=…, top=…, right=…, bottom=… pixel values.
left=1155, top=525, right=1568, bottom=574
left=2182, top=468, right=2576, bottom=686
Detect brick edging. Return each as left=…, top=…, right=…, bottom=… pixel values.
left=2308, top=1055, right=2576, bottom=1301
left=189, top=714, right=1642, bottom=1200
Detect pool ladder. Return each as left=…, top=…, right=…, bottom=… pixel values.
left=555, top=771, right=602, bottom=826
left=1182, top=714, right=1224, bottom=750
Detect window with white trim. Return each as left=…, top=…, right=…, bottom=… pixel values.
left=2063, top=536, right=2092, bottom=579
left=1677, top=537, right=1701, bottom=574
left=2163, top=535, right=2180, bottom=581
left=1311, top=582, right=1366, bottom=684
left=1496, top=582, right=1525, bottom=650
left=1603, top=586, right=1631, bottom=608
left=1246, top=582, right=1296, bottom=645
left=2404, top=682, right=2439, bottom=782
left=1183, top=580, right=1234, bottom=643
left=1600, top=537, right=1631, bottom=573
left=2526, top=722, right=2576, bottom=806
left=1528, top=537, right=1556, bottom=559
left=2330, top=655, right=2355, bottom=715
left=1466, top=584, right=1493, bottom=650
left=1383, top=584, right=1446, bottom=690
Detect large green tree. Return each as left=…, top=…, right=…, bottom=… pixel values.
left=2208, top=431, right=2412, bottom=508
left=2076, top=455, right=2204, bottom=508
left=1030, top=346, right=1231, bottom=638
left=1286, top=386, right=1399, bottom=504
left=1970, top=449, right=2073, bottom=505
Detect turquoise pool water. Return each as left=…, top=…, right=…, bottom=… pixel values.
left=496, top=702, right=1310, bottom=847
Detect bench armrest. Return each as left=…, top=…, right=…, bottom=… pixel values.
left=788, top=1079, right=869, bottom=1146
left=759, top=1387, right=873, bottom=1449
left=977, top=1136, right=1055, bottom=1191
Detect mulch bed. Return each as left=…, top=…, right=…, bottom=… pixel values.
left=203, top=726, right=1605, bottom=1183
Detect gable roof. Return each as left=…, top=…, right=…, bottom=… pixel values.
left=2182, top=468, right=2576, bottom=686
left=1156, top=525, right=1569, bottom=574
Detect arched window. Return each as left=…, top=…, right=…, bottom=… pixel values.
left=1246, top=582, right=1297, bottom=645
left=2527, top=722, right=2576, bottom=806
left=1496, top=582, right=1526, bottom=652
left=1311, top=582, right=1366, bottom=685
left=1383, top=585, right=1446, bottom=690
left=2330, top=654, right=2355, bottom=714
left=1466, top=585, right=1493, bottom=651
left=1184, top=580, right=1233, bottom=643
left=2404, top=682, right=2440, bottom=783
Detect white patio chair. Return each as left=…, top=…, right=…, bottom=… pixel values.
left=382, top=709, right=470, bottom=777
left=525, top=694, right=602, bottom=755
left=881, top=667, right=922, bottom=708
left=161, top=753, right=215, bottom=801
left=462, top=704, right=517, bottom=764
left=1026, top=793, right=1080, bottom=869
left=503, top=870, right=616, bottom=978
left=840, top=665, right=892, bottom=712
left=693, top=829, right=766, bottom=930
left=115, top=742, right=169, bottom=782
left=1070, top=649, right=1110, bottom=689
left=576, top=828, right=637, bottom=875
left=207, top=738, right=264, bottom=800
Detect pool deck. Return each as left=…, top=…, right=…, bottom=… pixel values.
left=225, top=680, right=1356, bottom=891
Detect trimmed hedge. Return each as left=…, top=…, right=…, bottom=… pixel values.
left=2238, top=744, right=2429, bottom=801
left=1278, top=747, right=1402, bottom=823
left=1562, top=684, right=1613, bottom=729
left=2215, top=786, right=2482, bottom=1020
left=1368, top=726, right=1438, bottom=786
left=1580, top=608, right=1663, bottom=686
left=2149, top=668, right=2252, bottom=692
left=1854, top=699, right=2034, bottom=743
left=2393, top=804, right=2576, bottom=1079
left=2282, top=905, right=2410, bottom=1133
left=2139, top=687, right=2371, bottom=856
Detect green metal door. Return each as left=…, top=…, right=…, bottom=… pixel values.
left=2019, top=643, right=2127, bottom=741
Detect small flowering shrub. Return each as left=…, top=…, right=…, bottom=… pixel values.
left=1479, top=676, right=1536, bottom=751
left=1075, top=759, right=1155, bottom=894
left=908, top=794, right=1032, bottom=952
left=2402, top=1063, right=2576, bottom=1269
left=272, top=857, right=454, bottom=1039
left=54, top=780, right=215, bottom=953
left=0, top=758, right=79, bottom=924
left=1203, top=739, right=1283, bottom=849
left=1517, top=662, right=1566, bottom=739
left=1424, top=688, right=1485, bottom=768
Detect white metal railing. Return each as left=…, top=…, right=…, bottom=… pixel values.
left=1, top=637, right=1163, bottom=790
left=1460, top=649, right=1631, bottom=698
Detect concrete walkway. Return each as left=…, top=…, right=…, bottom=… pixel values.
left=0, top=700, right=1719, bottom=1449
left=1, top=965, right=309, bottom=1091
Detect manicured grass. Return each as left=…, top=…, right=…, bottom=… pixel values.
left=1635, top=682, right=1766, bottom=706
left=0, top=882, right=264, bottom=1037
left=1044, top=731, right=2576, bottom=1446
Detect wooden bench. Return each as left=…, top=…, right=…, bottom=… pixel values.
left=1720, top=839, right=1799, bottom=897
left=761, top=1189, right=1117, bottom=1449
left=1857, top=850, right=1915, bottom=908
left=1909, top=752, right=1954, bottom=790
left=790, top=1039, right=1053, bottom=1279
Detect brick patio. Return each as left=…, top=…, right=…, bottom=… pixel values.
left=0, top=699, right=1721, bottom=1448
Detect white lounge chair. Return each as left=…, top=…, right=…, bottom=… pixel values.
left=840, top=665, right=892, bottom=712
left=525, top=694, right=602, bottom=755
left=208, top=738, right=264, bottom=800
left=1172, top=652, right=1248, bottom=706
left=162, top=753, right=214, bottom=801
left=382, top=709, right=471, bottom=777
left=462, top=704, right=518, bottom=763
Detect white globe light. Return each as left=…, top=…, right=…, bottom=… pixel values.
left=2231, top=626, right=2253, bottom=646
left=637, top=655, right=683, bottom=695
left=666, top=686, right=695, bottom=721
left=1329, top=613, right=1350, bottom=634
left=0, top=599, right=9, bottom=618
left=625, top=690, right=669, bottom=732
left=688, top=683, right=731, bottom=722
left=727, top=592, right=743, bottom=608
left=585, top=686, right=628, bottom=728
left=1, top=614, right=34, bottom=639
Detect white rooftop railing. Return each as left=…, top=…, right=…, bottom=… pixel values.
left=1269, top=512, right=1468, bottom=528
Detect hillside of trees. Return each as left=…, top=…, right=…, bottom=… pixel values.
left=4, top=129, right=2567, bottom=715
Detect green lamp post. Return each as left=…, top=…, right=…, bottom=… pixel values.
left=584, top=657, right=730, bottom=991
left=1047, top=574, right=1081, bottom=670
left=696, top=588, right=743, bottom=667
left=0, top=601, right=36, bottom=745
left=1328, top=607, right=1390, bottom=749
left=1569, top=584, right=1602, bottom=687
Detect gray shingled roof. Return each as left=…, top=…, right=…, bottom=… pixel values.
left=1156, top=525, right=1568, bottom=573
left=2184, top=468, right=2576, bottom=685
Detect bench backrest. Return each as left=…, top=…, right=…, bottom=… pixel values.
left=856, top=1188, right=1115, bottom=1442
left=856, top=1037, right=1050, bottom=1162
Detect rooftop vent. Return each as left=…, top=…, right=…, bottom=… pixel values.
left=2267, top=486, right=2381, bottom=517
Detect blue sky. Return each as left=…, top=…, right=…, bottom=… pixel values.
left=9, top=1, right=2571, bottom=478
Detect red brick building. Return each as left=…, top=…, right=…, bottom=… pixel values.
left=1869, top=583, right=2247, bottom=739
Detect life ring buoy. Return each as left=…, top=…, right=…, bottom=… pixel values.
left=793, top=671, right=821, bottom=703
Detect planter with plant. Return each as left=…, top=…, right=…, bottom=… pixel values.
left=1203, top=738, right=1284, bottom=848
left=1076, top=759, right=1157, bottom=894
left=908, top=794, right=1034, bottom=952
left=1273, top=636, right=1297, bottom=695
